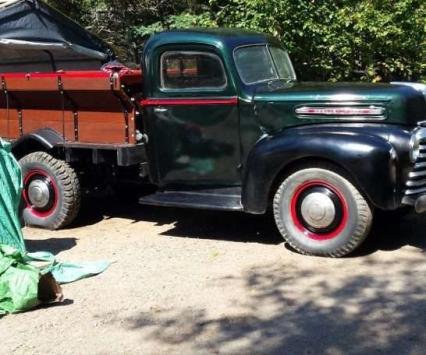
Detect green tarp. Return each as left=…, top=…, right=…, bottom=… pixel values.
left=0, top=139, right=110, bottom=315
left=0, top=245, right=40, bottom=315
left=0, top=140, right=25, bottom=252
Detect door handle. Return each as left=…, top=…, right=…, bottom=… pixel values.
left=154, top=107, right=168, bottom=113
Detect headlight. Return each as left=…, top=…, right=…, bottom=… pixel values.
left=410, top=132, right=420, bottom=162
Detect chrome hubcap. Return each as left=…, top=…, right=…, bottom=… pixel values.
left=300, top=192, right=336, bottom=229
left=27, top=179, right=51, bottom=209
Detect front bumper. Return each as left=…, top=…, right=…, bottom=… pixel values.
left=402, top=125, right=426, bottom=212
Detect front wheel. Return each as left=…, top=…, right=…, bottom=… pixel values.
left=19, top=152, right=81, bottom=230
left=273, top=166, right=373, bottom=257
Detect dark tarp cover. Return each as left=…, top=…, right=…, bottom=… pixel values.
left=0, top=0, right=115, bottom=72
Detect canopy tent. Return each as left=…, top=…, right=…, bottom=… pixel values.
left=0, top=0, right=115, bottom=72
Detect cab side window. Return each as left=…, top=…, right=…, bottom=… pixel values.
left=160, top=51, right=226, bottom=90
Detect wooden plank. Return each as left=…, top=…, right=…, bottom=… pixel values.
left=21, top=109, right=74, bottom=141
left=61, top=76, right=111, bottom=91
left=3, top=75, right=58, bottom=91
left=1, top=72, right=112, bottom=91
left=78, top=111, right=128, bottom=144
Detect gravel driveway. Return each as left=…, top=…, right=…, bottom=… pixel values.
left=1, top=196, right=426, bottom=355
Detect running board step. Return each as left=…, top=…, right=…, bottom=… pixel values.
left=139, top=189, right=243, bottom=211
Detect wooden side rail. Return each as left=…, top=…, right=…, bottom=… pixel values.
left=0, top=70, right=142, bottom=145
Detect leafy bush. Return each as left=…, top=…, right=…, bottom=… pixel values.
left=47, top=0, right=425, bottom=82
left=210, top=0, right=425, bottom=82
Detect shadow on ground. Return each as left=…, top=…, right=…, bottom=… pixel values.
left=73, top=195, right=283, bottom=245
left=73, top=193, right=426, bottom=353
left=358, top=211, right=426, bottom=256
left=25, top=237, right=77, bottom=254
left=72, top=193, right=426, bottom=255
left=101, top=257, right=426, bottom=354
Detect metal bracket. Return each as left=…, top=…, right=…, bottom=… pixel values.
left=1, top=76, right=9, bottom=137
left=1, top=76, right=23, bottom=137
left=57, top=76, right=79, bottom=141
left=18, top=110, right=23, bottom=136
left=57, top=76, right=63, bottom=92
left=110, top=75, right=131, bottom=144
left=123, top=108, right=129, bottom=143
left=57, top=76, right=66, bottom=143
left=73, top=111, right=79, bottom=141
left=1, top=76, right=6, bottom=93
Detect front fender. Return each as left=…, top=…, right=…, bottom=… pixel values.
left=242, top=125, right=407, bottom=214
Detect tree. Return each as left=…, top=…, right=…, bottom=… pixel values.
left=45, top=0, right=425, bottom=82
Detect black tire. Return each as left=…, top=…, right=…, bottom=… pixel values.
left=273, top=166, right=373, bottom=257
left=19, top=152, right=81, bottom=230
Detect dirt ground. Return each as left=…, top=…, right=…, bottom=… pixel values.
left=1, top=195, right=426, bottom=355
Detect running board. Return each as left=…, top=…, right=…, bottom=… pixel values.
left=139, top=188, right=243, bottom=211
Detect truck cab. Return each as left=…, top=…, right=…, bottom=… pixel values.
left=3, top=29, right=426, bottom=257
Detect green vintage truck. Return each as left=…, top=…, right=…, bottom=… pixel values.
left=2, top=26, right=426, bottom=256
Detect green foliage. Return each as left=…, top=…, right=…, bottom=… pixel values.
left=211, top=0, right=425, bottom=82
left=134, top=12, right=217, bottom=39
left=46, top=0, right=425, bottom=82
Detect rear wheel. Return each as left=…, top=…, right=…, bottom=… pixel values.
left=19, top=152, right=81, bottom=230
left=273, top=166, right=373, bottom=257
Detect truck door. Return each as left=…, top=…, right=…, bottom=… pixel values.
left=142, top=47, right=241, bottom=187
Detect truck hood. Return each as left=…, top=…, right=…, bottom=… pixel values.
left=253, top=82, right=426, bottom=133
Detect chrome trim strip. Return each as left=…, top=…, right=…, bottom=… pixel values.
left=295, top=105, right=386, bottom=120
left=408, top=170, right=426, bottom=178
left=414, top=162, right=426, bottom=169
left=405, top=186, right=426, bottom=195
left=406, top=179, right=426, bottom=187
left=295, top=105, right=385, bottom=116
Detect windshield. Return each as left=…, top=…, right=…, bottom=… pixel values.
left=234, top=45, right=296, bottom=85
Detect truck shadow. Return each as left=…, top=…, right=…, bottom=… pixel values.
left=74, top=195, right=283, bottom=245
left=357, top=211, right=426, bottom=256
left=73, top=195, right=426, bottom=255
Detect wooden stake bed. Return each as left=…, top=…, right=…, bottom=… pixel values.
left=0, top=70, right=142, bottom=145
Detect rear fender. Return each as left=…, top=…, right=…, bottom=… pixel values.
left=12, top=128, right=63, bottom=159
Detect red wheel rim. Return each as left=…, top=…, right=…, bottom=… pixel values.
left=290, top=180, right=349, bottom=241
left=23, top=169, right=59, bottom=218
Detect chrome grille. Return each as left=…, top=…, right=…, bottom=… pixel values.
left=404, top=140, right=426, bottom=202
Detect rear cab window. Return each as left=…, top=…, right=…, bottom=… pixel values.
left=160, top=51, right=227, bottom=90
